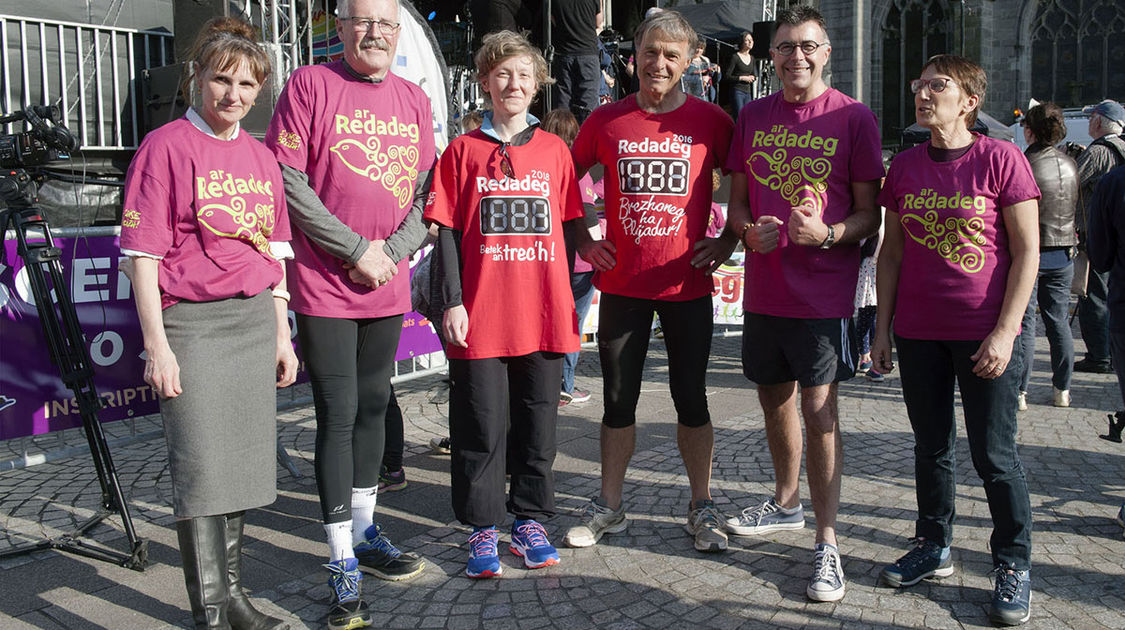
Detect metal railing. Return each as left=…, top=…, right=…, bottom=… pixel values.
left=1, top=14, right=174, bottom=150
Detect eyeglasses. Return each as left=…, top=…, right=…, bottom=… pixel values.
left=772, top=41, right=827, bottom=56
left=341, top=17, right=401, bottom=35
left=910, top=78, right=956, bottom=94
left=497, top=142, right=514, bottom=178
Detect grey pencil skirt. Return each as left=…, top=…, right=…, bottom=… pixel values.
left=159, top=290, right=278, bottom=518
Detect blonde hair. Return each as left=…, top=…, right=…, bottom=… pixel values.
left=181, top=17, right=271, bottom=101
left=474, top=30, right=554, bottom=89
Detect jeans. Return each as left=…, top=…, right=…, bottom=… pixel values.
left=731, top=89, right=752, bottom=119
left=1018, top=263, right=1075, bottom=392
left=895, top=335, right=1032, bottom=570
left=1078, top=267, right=1111, bottom=365
left=1111, top=330, right=1125, bottom=408
left=562, top=272, right=595, bottom=394
left=553, top=54, right=599, bottom=120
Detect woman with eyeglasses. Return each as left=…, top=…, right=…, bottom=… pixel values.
left=1014, top=102, right=1078, bottom=411
left=870, top=54, right=1040, bottom=626
left=423, top=30, right=586, bottom=579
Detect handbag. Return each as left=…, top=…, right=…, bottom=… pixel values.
left=1071, top=249, right=1090, bottom=298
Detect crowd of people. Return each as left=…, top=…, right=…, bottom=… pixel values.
left=116, top=1, right=1125, bottom=628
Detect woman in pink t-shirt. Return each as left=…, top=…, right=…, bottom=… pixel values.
left=120, top=18, right=296, bottom=629
left=871, top=54, right=1039, bottom=625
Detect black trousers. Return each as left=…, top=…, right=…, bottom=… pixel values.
left=449, top=352, right=563, bottom=527
left=297, top=313, right=402, bottom=524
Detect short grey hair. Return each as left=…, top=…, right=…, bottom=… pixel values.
left=633, top=10, right=697, bottom=52
left=336, top=0, right=399, bottom=18
left=1098, top=114, right=1124, bottom=135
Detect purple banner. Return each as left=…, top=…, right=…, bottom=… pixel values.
left=0, top=236, right=443, bottom=441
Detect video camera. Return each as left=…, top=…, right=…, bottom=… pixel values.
left=599, top=28, right=624, bottom=56
left=0, top=105, right=79, bottom=169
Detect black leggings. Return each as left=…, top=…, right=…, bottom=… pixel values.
left=597, top=293, right=713, bottom=429
left=297, top=313, right=402, bottom=524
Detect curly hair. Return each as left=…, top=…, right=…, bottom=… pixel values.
left=474, top=30, right=554, bottom=89
left=1023, top=102, right=1066, bottom=146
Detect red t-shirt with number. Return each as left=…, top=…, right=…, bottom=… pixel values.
left=571, top=95, right=733, bottom=301
left=424, top=128, right=584, bottom=359
left=120, top=117, right=290, bottom=308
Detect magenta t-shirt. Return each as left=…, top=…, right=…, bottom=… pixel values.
left=878, top=134, right=1041, bottom=340
left=120, top=117, right=290, bottom=308
left=572, top=95, right=733, bottom=301
left=726, top=88, right=884, bottom=318
left=266, top=62, right=437, bottom=318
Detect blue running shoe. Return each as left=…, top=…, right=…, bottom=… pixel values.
left=989, top=568, right=1031, bottom=626
left=510, top=519, right=560, bottom=569
left=323, top=558, right=371, bottom=630
left=880, top=538, right=953, bottom=587
left=466, top=526, right=502, bottom=578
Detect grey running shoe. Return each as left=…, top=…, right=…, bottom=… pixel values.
left=880, top=538, right=954, bottom=587
left=725, top=498, right=805, bottom=535
left=989, top=568, right=1031, bottom=626
left=564, top=497, right=627, bottom=547
left=807, top=542, right=846, bottom=602
left=685, top=500, right=728, bottom=552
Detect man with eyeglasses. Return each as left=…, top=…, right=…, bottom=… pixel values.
left=723, top=5, right=883, bottom=603
left=266, top=0, right=434, bottom=628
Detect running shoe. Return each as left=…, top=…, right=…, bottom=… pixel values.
left=377, top=467, right=407, bottom=492
left=989, top=568, right=1031, bottom=626
left=564, top=497, right=628, bottom=547
left=880, top=538, right=953, bottom=587
left=685, top=499, right=728, bottom=552
left=430, top=436, right=451, bottom=454
left=324, top=558, right=371, bottom=630
left=353, top=524, right=424, bottom=581
left=510, top=519, right=560, bottom=568
left=466, top=526, right=502, bottom=578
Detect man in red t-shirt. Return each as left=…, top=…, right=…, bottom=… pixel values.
left=264, top=1, right=434, bottom=627
left=724, top=6, right=883, bottom=603
left=564, top=9, right=737, bottom=556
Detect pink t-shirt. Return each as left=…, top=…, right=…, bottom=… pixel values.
left=878, top=134, right=1041, bottom=340
left=572, top=171, right=598, bottom=274
left=726, top=88, right=884, bottom=318
left=424, top=129, right=583, bottom=360
left=572, top=95, right=733, bottom=301
left=120, top=117, right=290, bottom=308
left=266, top=62, right=437, bottom=318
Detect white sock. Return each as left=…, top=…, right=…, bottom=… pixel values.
left=351, top=486, right=378, bottom=545
left=324, top=520, right=354, bottom=563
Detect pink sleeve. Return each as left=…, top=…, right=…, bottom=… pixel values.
left=998, top=144, right=1041, bottom=207
left=265, top=70, right=312, bottom=171
left=850, top=107, right=885, bottom=182
left=120, top=138, right=174, bottom=257
left=876, top=153, right=904, bottom=213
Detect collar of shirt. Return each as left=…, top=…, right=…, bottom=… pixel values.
left=480, top=111, right=540, bottom=147
left=186, top=107, right=240, bottom=141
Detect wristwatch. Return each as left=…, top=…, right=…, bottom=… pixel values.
left=819, top=224, right=836, bottom=249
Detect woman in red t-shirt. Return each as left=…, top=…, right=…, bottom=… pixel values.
left=120, top=17, right=296, bottom=628
left=423, top=30, right=590, bottom=579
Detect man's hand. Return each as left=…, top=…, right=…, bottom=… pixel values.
left=788, top=207, right=831, bottom=247
left=691, top=235, right=737, bottom=274
left=744, top=216, right=784, bottom=253
left=443, top=305, right=469, bottom=348
left=350, top=239, right=397, bottom=288
left=578, top=238, right=617, bottom=271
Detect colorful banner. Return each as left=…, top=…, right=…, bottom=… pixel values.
left=0, top=235, right=443, bottom=441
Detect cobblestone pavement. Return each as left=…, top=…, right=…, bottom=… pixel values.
left=2, top=333, right=1123, bottom=629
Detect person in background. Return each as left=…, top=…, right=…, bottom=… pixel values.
left=121, top=16, right=296, bottom=630
left=265, top=0, right=434, bottom=626
left=1016, top=102, right=1078, bottom=410
left=541, top=108, right=599, bottom=408
left=872, top=54, right=1039, bottom=627
left=724, top=31, right=757, bottom=118
left=424, top=30, right=586, bottom=579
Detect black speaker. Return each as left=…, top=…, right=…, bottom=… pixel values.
left=751, top=21, right=775, bottom=59
left=174, top=0, right=231, bottom=62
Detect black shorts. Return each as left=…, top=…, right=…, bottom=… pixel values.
left=742, top=313, right=856, bottom=387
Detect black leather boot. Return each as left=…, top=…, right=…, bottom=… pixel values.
left=176, top=516, right=232, bottom=629
left=225, top=511, right=290, bottom=630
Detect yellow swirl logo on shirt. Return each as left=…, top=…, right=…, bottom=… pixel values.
left=197, top=197, right=277, bottom=255
left=329, top=136, right=420, bottom=209
left=276, top=129, right=301, bottom=150
left=747, top=148, right=830, bottom=217
left=901, top=210, right=987, bottom=274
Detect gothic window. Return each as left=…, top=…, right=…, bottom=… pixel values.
left=881, top=0, right=951, bottom=142
left=1030, top=0, right=1125, bottom=106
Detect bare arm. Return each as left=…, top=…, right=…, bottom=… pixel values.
left=969, top=199, right=1040, bottom=378
left=272, top=265, right=298, bottom=388
left=871, top=210, right=903, bottom=374
left=130, top=257, right=181, bottom=398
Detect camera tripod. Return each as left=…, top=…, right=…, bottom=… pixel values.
left=0, top=168, right=147, bottom=570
